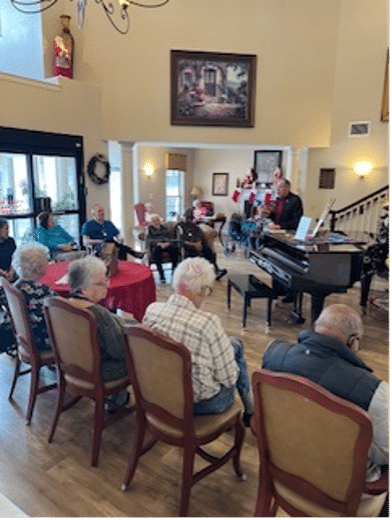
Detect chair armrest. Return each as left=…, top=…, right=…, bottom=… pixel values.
left=199, top=224, right=217, bottom=252
left=133, top=226, right=146, bottom=242
left=363, top=469, right=389, bottom=495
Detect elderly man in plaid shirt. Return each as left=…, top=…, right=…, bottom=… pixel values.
left=143, top=257, right=254, bottom=426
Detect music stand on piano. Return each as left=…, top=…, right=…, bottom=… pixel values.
left=311, top=199, right=336, bottom=238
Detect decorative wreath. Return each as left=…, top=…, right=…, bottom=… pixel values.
left=87, top=154, right=110, bottom=185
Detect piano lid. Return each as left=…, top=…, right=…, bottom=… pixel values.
left=262, top=231, right=366, bottom=254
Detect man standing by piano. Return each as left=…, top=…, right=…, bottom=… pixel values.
left=261, top=178, right=303, bottom=231
left=260, top=178, right=304, bottom=303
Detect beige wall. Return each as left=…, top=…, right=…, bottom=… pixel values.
left=304, top=0, right=389, bottom=217
left=42, top=0, right=340, bottom=148
left=192, top=147, right=292, bottom=217
left=0, top=73, right=112, bottom=216
left=135, top=145, right=195, bottom=217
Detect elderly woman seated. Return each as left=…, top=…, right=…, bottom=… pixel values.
left=11, top=244, right=57, bottom=351
left=147, top=214, right=180, bottom=283
left=66, top=256, right=136, bottom=404
left=35, top=212, right=85, bottom=261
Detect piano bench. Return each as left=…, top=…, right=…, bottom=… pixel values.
left=227, top=274, right=274, bottom=330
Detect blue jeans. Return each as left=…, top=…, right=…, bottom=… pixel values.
left=193, top=337, right=251, bottom=415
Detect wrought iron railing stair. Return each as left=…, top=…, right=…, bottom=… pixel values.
left=328, top=185, right=389, bottom=241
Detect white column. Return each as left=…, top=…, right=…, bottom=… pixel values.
left=119, top=141, right=137, bottom=245
left=288, top=147, right=308, bottom=201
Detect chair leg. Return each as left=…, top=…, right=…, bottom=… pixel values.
left=26, top=364, right=40, bottom=425
left=91, top=396, right=105, bottom=467
left=227, top=280, right=232, bottom=309
left=232, top=416, right=246, bottom=478
left=255, top=485, right=274, bottom=516
left=267, top=297, right=272, bottom=329
left=8, top=356, right=21, bottom=400
left=254, top=462, right=275, bottom=516
left=48, top=373, right=66, bottom=443
left=242, top=296, right=249, bottom=328
left=122, top=413, right=146, bottom=490
left=179, top=446, right=196, bottom=517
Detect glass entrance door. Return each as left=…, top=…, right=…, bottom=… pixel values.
left=0, top=127, right=85, bottom=247
left=33, top=155, right=80, bottom=240
left=0, top=152, right=34, bottom=243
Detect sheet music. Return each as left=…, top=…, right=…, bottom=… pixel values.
left=295, top=216, right=312, bottom=241
left=55, top=274, right=68, bottom=285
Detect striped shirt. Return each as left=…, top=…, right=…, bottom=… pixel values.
left=143, top=294, right=238, bottom=402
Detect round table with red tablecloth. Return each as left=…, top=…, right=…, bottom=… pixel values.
left=40, top=260, right=156, bottom=322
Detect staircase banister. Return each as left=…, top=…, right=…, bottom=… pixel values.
left=330, top=185, right=389, bottom=216
left=329, top=185, right=388, bottom=232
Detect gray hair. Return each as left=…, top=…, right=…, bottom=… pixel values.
left=314, top=304, right=363, bottom=339
left=172, top=257, right=215, bottom=293
left=68, top=256, right=107, bottom=294
left=12, top=243, right=49, bottom=280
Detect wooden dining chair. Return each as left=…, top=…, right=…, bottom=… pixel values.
left=251, top=368, right=388, bottom=517
left=44, top=296, right=135, bottom=467
left=1, top=277, right=56, bottom=425
left=121, top=324, right=246, bottom=517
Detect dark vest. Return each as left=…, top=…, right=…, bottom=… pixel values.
left=262, top=330, right=380, bottom=410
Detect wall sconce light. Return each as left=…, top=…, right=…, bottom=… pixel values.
left=354, top=160, right=373, bottom=178
left=190, top=186, right=203, bottom=200
left=143, top=163, right=154, bottom=179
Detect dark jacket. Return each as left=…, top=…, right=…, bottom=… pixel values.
left=147, top=224, right=171, bottom=242
left=0, top=237, right=16, bottom=272
left=270, top=192, right=303, bottom=230
left=262, top=330, right=380, bottom=411
left=177, top=221, right=204, bottom=244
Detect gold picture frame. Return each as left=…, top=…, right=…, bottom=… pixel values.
left=212, top=173, right=229, bottom=196
left=381, top=49, right=389, bottom=122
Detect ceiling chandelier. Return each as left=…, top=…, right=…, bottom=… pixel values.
left=9, top=0, right=170, bottom=34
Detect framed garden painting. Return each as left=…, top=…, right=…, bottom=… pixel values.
left=212, top=173, right=229, bottom=196
left=171, top=50, right=256, bottom=127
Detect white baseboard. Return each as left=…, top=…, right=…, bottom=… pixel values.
left=0, top=494, right=28, bottom=517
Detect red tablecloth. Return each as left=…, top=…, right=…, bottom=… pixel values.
left=41, top=260, right=156, bottom=322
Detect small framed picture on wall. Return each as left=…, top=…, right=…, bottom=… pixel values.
left=212, top=173, right=229, bottom=196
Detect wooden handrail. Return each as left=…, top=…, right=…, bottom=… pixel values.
left=329, top=185, right=388, bottom=231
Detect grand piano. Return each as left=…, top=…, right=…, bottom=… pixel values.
left=249, top=231, right=365, bottom=323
